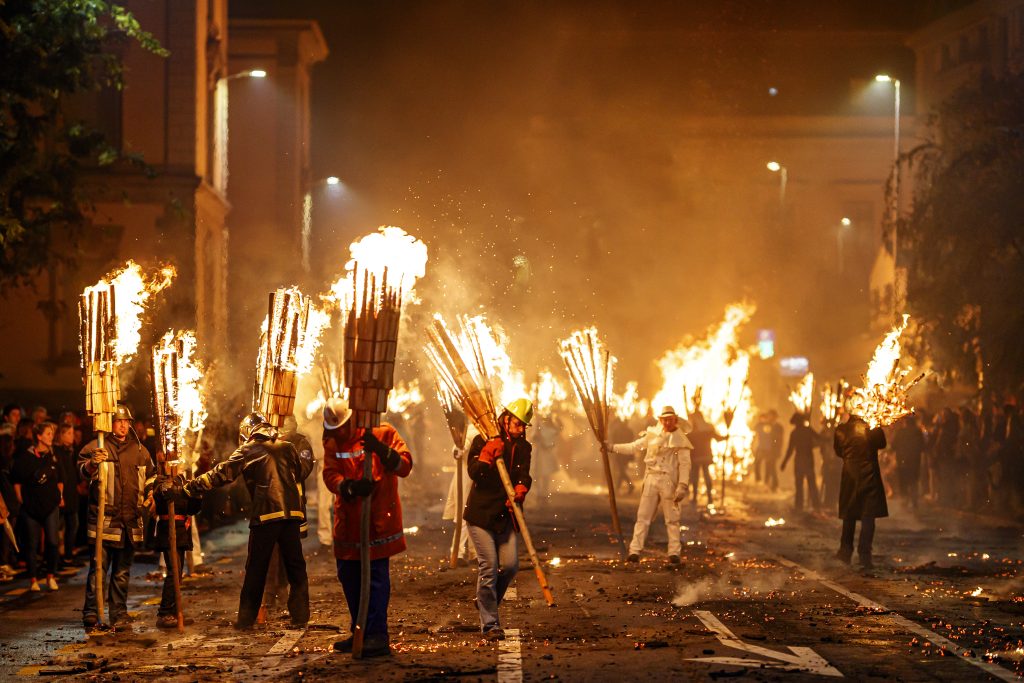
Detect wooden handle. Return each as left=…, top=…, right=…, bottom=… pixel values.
left=495, top=458, right=554, bottom=606
left=352, top=442, right=374, bottom=659
left=95, top=431, right=106, bottom=624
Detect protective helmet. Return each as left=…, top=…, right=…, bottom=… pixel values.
left=504, top=398, right=534, bottom=426
left=323, top=397, right=352, bottom=430
left=239, top=411, right=271, bottom=443
left=113, top=404, right=133, bottom=422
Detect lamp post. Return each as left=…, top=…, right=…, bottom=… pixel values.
left=766, top=161, right=787, bottom=207
left=875, top=74, right=901, bottom=267
left=303, top=176, right=344, bottom=274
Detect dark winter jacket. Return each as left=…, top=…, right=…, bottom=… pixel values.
left=834, top=416, right=888, bottom=519
left=186, top=430, right=314, bottom=528
left=279, top=430, right=313, bottom=537
left=464, top=434, right=532, bottom=534
left=150, top=480, right=202, bottom=551
left=78, top=434, right=154, bottom=547
left=891, top=423, right=926, bottom=473
left=782, top=424, right=819, bottom=469
left=53, top=444, right=80, bottom=509
left=11, top=446, right=62, bottom=521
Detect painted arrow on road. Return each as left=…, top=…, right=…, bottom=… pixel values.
left=688, top=610, right=843, bottom=677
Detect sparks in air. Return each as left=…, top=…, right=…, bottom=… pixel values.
left=789, top=372, right=814, bottom=415
left=764, top=517, right=786, bottom=527
left=388, top=380, right=424, bottom=415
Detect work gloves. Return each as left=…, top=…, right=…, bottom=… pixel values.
left=513, top=484, right=528, bottom=504
left=673, top=484, right=690, bottom=503
left=478, top=438, right=505, bottom=466
left=338, top=477, right=374, bottom=501
left=363, top=431, right=402, bottom=471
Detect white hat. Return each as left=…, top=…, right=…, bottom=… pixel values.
left=323, top=397, right=352, bottom=430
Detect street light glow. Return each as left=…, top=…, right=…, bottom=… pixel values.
left=766, top=161, right=781, bottom=172
left=326, top=176, right=340, bottom=186
left=249, top=69, right=267, bottom=78
left=841, top=217, right=852, bottom=226
left=875, top=74, right=892, bottom=83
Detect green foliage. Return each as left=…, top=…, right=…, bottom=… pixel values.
left=0, top=0, right=166, bottom=290
left=903, top=72, right=1024, bottom=394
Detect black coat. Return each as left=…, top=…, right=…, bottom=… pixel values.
left=835, top=416, right=888, bottom=519
left=151, top=485, right=202, bottom=551
left=188, top=434, right=314, bottom=528
left=78, top=435, right=154, bottom=547
left=464, top=434, right=532, bottom=534
left=782, top=424, right=819, bottom=469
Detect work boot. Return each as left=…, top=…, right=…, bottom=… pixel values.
left=362, top=635, right=392, bottom=657
left=484, top=627, right=505, bottom=641
left=156, top=615, right=178, bottom=629
left=83, top=614, right=98, bottom=630
left=333, top=636, right=353, bottom=653
left=857, top=554, right=874, bottom=570
left=833, top=549, right=852, bottom=564
left=627, top=553, right=640, bottom=563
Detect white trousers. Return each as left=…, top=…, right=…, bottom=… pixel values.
left=629, top=472, right=681, bottom=556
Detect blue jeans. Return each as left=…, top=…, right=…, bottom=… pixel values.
left=24, top=508, right=60, bottom=578
left=466, top=522, right=518, bottom=632
left=336, top=558, right=390, bottom=640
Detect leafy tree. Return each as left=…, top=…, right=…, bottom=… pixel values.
left=0, top=0, right=165, bottom=290
left=902, top=72, right=1024, bottom=396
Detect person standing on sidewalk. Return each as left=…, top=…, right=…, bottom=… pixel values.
left=184, top=412, right=314, bottom=630
left=834, top=412, right=888, bottom=570
left=78, top=404, right=154, bottom=629
left=321, top=397, right=414, bottom=657
left=12, top=421, right=63, bottom=592
left=607, top=406, right=691, bottom=564
left=53, top=423, right=82, bottom=567
left=464, top=398, right=533, bottom=641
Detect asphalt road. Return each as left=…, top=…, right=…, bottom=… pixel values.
left=2, top=482, right=1023, bottom=682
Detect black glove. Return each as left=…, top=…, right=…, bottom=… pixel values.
left=157, top=474, right=186, bottom=496
left=363, top=431, right=402, bottom=471
left=339, top=478, right=374, bottom=501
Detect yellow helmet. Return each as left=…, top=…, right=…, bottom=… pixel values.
left=504, top=398, right=534, bottom=426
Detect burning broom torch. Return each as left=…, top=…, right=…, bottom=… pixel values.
left=435, top=381, right=468, bottom=569
left=343, top=268, right=402, bottom=658
left=425, top=314, right=555, bottom=606
left=559, top=327, right=626, bottom=558
left=151, top=334, right=185, bottom=633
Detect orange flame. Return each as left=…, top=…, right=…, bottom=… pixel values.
left=83, top=260, right=176, bottom=363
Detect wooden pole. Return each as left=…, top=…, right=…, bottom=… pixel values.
left=495, top=458, right=554, bottom=606
left=449, top=448, right=464, bottom=568
left=94, top=431, right=107, bottom=625
left=352, top=427, right=374, bottom=659
left=599, top=445, right=626, bottom=556
left=166, top=468, right=184, bottom=633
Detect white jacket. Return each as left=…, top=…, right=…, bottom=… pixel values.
left=612, top=424, right=693, bottom=487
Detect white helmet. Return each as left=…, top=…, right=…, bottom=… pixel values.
left=323, top=397, right=352, bottom=430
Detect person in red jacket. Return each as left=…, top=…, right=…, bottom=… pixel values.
left=464, top=398, right=533, bottom=641
left=321, top=397, right=413, bottom=658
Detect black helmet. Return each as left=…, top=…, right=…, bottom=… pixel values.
left=239, top=411, right=271, bottom=444
left=113, top=404, right=133, bottom=422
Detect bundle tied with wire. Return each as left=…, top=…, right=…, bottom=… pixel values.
left=558, top=327, right=626, bottom=556
left=343, top=268, right=402, bottom=429
left=423, top=313, right=554, bottom=605
left=255, top=287, right=314, bottom=427
left=79, top=283, right=121, bottom=434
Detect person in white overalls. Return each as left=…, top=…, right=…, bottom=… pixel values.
left=607, top=406, right=692, bottom=564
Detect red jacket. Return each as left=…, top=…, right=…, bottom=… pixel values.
left=322, top=423, right=413, bottom=561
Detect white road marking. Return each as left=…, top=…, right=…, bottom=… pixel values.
left=770, top=553, right=1018, bottom=682
left=689, top=610, right=843, bottom=677
left=266, top=628, right=306, bottom=655
left=497, top=627, right=523, bottom=683
left=166, top=632, right=205, bottom=650
left=506, top=581, right=518, bottom=600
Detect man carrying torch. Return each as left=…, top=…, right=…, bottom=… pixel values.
left=183, top=412, right=314, bottom=628
left=149, top=464, right=200, bottom=629
left=321, top=397, right=413, bottom=658
left=78, top=404, right=154, bottom=630
left=464, top=398, right=533, bottom=641
left=606, top=406, right=691, bottom=564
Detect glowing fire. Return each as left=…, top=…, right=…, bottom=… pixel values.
left=788, top=372, right=814, bottom=415
left=651, top=303, right=757, bottom=481
left=612, top=381, right=650, bottom=422
left=820, top=380, right=848, bottom=428
left=388, top=380, right=424, bottom=415
left=152, top=330, right=207, bottom=456
left=256, top=287, right=326, bottom=376
left=970, top=587, right=983, bottom=597
left=83, top=260, right=176, bottom=363
left=549, top=557, right=562, bottom=567
left=764, top=517, right=786, bottom=527
left=532, top=369, right=570, bottom=416
left=326, top=226, right=429, bottom=313
left=849, top=314, right=922, bottom=428
left=459, top=314, right=528, bottom=407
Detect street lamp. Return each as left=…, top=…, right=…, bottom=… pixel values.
left=223, top=68, right=268, bottom=82
left=875, top=73, right=901, bottom=267
left=303, top=176, right=344, bottom=273
left=766, top=161, right=787, bottom=207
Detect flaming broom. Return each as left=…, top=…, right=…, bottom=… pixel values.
left=149, top=333, right=202, bottom=634
left=717, top=377, right=747, bottom=513
left=849, top=315, right=925, bottom=429
left=435, top=380, right=468, bottom=569
left=342, top=268, right=402, bottom=658
left=425, top=314, right=555, bottom=606
left=559, top=327, right=626, bottom=558
left=79, top=261, right=175, bottom=626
